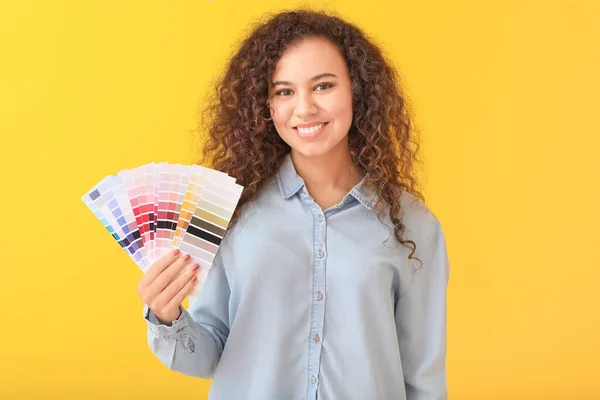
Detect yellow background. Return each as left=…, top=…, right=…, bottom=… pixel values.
left=1, top=0, right=598, bottom=398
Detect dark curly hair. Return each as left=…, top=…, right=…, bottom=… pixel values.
left=193, top=8, right=425, bottom=267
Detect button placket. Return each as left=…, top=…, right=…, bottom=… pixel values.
left=304, top=198, right=328, bottom=396
left=313, top=212, right=325, bottom=351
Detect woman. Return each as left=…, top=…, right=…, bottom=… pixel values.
left=137, top=8, right=450, bottom=400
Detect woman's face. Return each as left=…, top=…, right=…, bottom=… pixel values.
left=268, top=37, right=353, bottom=159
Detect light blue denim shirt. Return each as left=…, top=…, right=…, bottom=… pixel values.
left=143, top=153, right=450, bottom=400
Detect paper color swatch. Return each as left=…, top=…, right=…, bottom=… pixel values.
left=82, top=162, right=243, bottom=292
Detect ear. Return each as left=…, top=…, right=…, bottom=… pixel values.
left=267, top=100, right=275, bottom=117
left=259, top=100, right=274, bottom=122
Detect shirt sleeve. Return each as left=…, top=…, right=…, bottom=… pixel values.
left=143, top=250, right=231, bottom=379
left=395, top=218, right=450, bottom=400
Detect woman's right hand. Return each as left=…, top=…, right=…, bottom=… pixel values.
left=137, top=249, right=200, bottom=324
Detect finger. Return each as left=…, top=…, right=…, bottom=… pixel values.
left=164, top=272, right=199, bottom=312
left=142, top=259, right=196, bottom=313
left=144, top=254, right=194, bottom=300
left=139, top=249, right=183, bottom=289
left=156, top=253, right=195, bottom=287
left=159, top=262, right=200, bottom=303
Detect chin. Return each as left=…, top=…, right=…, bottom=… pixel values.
left=279, top=127, right=351, bottom=159
left=289, top=140, right=346, bottom=159
left=287, top=137, right=324, bottom=154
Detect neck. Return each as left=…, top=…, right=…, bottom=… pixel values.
left=290, top=144, right=363, bottom=194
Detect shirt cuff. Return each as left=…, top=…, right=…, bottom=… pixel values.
left=143, top=304, right=189, bottom=337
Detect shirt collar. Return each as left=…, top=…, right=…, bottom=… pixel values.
left=276, top=153, right=378, bottom=211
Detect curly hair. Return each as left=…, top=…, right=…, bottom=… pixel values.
left=194, top=8, right=426, bottom=267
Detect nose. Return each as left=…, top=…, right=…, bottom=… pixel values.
left=294, top=90, right=318, bottom=118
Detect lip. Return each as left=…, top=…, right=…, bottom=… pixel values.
left=294, top=121, right=328, bottom=129
left=293, top=122, right=329, bottom=140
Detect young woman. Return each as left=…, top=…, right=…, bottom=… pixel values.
left=137, top=9, right=450, bottom=400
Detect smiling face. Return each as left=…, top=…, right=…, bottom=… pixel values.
left=268, top=37, right=354, bottom=159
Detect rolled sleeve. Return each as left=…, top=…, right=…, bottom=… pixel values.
left=143, top=251, right=231, bottom=379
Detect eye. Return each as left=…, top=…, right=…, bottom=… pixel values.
left=315, top=82, right=334, bottom=91
left=275, top=89, right=293, bottom=96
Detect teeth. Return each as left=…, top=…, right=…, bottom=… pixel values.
left=297, top=123, right=324, bottom=135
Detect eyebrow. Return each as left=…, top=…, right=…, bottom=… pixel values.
left=271, top=73, right=338, bottom=87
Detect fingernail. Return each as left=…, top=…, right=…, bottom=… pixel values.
left=172, top=249, right=180, bottom=256
left=183, top=254, right=191, bottom=262
left=191, top=263, right=199, bottom=271
left=192, top=276, right=198, bottom=282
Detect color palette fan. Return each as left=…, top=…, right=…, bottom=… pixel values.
left=81, top=162, right=244, bottom=290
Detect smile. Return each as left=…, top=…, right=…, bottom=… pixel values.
left=294, top=122, right=329, bottom=138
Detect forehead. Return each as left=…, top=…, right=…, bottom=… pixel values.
left=272, top=37, right=347, bottom=79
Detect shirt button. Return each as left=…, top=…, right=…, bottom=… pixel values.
left=315, top=292, right=323, bottom=301
left=310, top=376, right=317, bottom=384
left=313, top=334, right=320, bottom=343
left=318, top=215, right=324, bottom=221
left=317, top=251, right=324, bottom=258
